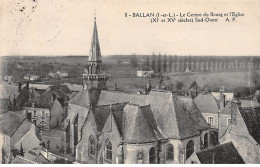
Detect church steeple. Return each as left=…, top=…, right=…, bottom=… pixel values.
left=89, top=16, right=101, bottom=62
left=83, top=15, right=107, bottom=90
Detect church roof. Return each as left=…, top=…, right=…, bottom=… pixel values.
left=179, top=97, right=210, bottom=130
left=89, top=18, right=101, bottom=62
left=92, top=103, right=127, bottom=133
left=148, top=91, right=199, bottom=139
left=69, top=88, right=100, bottom=107
left=122, top=104, right=161, bottom=143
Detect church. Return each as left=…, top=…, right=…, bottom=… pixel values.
left=65, top=17, right=211, bottom=164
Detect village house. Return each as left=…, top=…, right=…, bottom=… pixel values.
left=56, top=70, right=69, bottom=78
left=23, top=89, right=67, bottom=130
left=194, top=92, right=226, bottom=145
left=219, top=101, right=260, bottom=163
left=136, top=66, right=154, bottom=77
left=0, top=111, right=41, bottom=163
left=185, top=142, right=244, bottom=164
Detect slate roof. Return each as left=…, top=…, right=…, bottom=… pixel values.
left=0, top=111, right=26, bottom=136
left=24, top=90, right=66, bottom=109
left=148, top=91, right=199, bottom=139
left=195, top=142, right=245, bottom=164
left=16, top=88, right=31, bottom=109
left=194, top=93, right=219, bottom=114
left=92, top=103, right=127, bottom=133
left=23, top=149, right=50, bottom=164
left=239, top=107, right=260, bottom=145
left=0, top=98, right=10, bottom=114
left=220, top=102, right=232, bottom=115
left=69, top=88, right=100, bottom=107
left=97, top=90, right=148, bottom=106
left=122, top=104, right=161, bottom=143
left=21, top=83, right=52, bottom=90
left=179, top=97, right=210, bottom=130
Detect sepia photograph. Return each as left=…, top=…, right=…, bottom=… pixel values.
left=0, top=0, right=260, bottom=164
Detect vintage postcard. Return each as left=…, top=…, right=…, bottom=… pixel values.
left=0, top=0, right=259, bottom=164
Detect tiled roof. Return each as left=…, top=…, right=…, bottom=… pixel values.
left=239, top=107, right=260, bottom=145
left=179, top=97, right=210, bottom=130
left=195, top=142, right=245, bottom=164
left=194, top=93, right=219, bottom=114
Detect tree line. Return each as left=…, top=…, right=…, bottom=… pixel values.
left=130, top=54, right=260, bottom=73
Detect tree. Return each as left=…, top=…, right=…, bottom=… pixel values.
left=157, top=53, right=162, bottom=73
left=174, top=55, right=177, bottom=72
left=145, top=55, right=150, bottom=67
left=176, top=81, right=184, bottom=90
left=168, top=55, right=173, bottom=72
left=151, top=53, right=156, bottom=71
left=163, top=54, right=167, bottom=72
left=130, top=54, right=138, bottom=68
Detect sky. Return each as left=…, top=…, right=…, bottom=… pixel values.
left=1, top=0, right=260, bottom=57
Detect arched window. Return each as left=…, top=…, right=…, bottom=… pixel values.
left=149, top=147, right=156, bottom=164
left=186, top=140, right=194, bottom=160
left=166, top=143, right=174, bottom=161
left=105, top=140, right=112, bottom=162
left=88, top=136, right=95, bottom=157
left=204, top=133, right=208, bottom=148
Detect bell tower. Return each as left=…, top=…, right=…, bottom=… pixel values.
left=83, top=16, right=107, bottom=90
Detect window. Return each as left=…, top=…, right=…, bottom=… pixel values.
left=204, top=133, right=208, bottom=148
left=227, top=118, right=231, bottom=125
left=88, top=136, right=95, bottom=157
left=136, top=152, right=143, bottom=164
left=186, top=140, right=194, bottom=160
left=149, top=147, right=156, bottom=164
left=166, top=143, right=174, bottom=161
left=207, top=117, right=214, bottom=126
left=105, top=140, right=112, bottom=162
left=34, top=111, right=36, bottom=116
left=42, top=111, right=45, bottom=117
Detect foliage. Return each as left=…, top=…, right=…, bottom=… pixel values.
left=176, top=81, right=184, bottom=90
left=129, top=55, right=138, bottom=68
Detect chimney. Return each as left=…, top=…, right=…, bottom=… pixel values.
left=26, top=81, right=29, bottom=90
left=18, top=82, right=22, bottom=93
left=231, top=100, right=241, bottom=124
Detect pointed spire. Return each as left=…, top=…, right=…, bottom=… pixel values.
left=89, top=14, right=101, bottom=62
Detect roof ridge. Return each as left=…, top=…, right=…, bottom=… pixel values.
left=10, top=117, right=29, bottom=137
left=15, top=155, right=38, bottom=164
left=197, top=142, right=233, bottom=153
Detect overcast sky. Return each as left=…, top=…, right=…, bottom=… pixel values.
left=1, top=0, right=260, bottom=56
